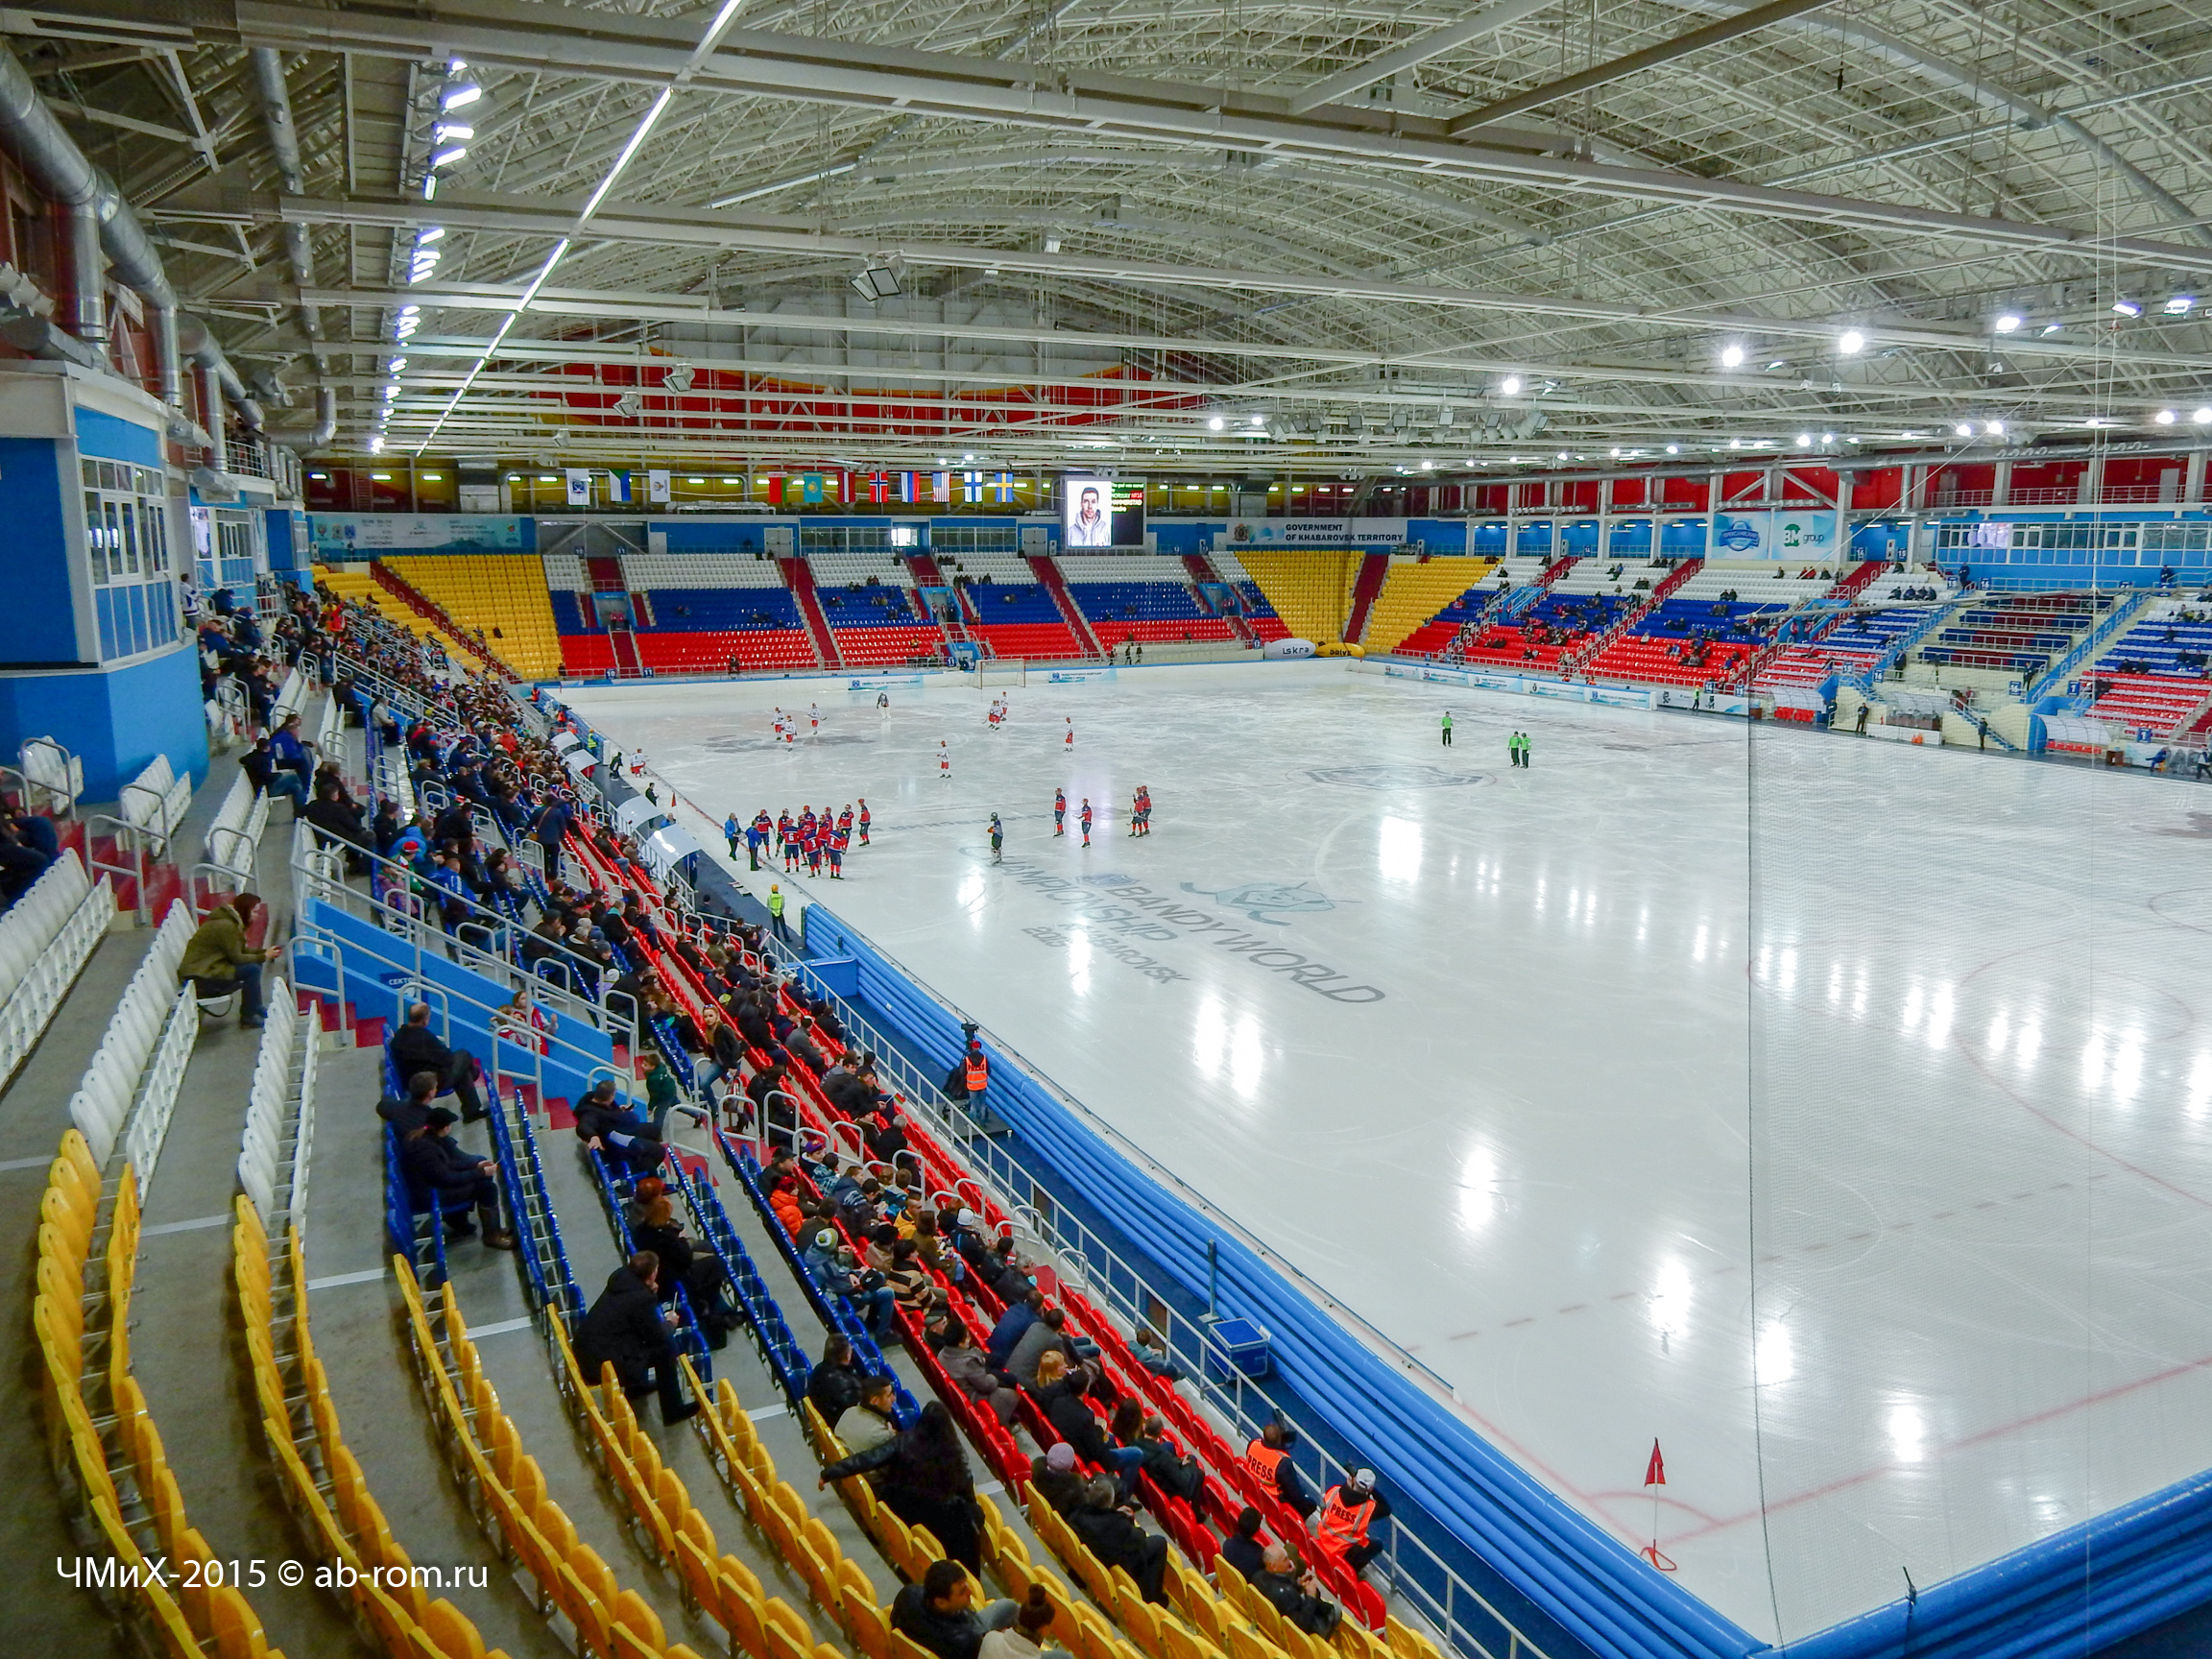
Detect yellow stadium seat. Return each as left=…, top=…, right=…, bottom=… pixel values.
left=422, top=1596, right=489, bottom=1658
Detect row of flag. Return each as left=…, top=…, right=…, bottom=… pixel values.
left=560, top=469, right=1022, bottom=507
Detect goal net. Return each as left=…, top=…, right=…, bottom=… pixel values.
left=970, top=660, right=1025, bottom=687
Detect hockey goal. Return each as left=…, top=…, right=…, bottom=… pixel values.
left=970, top=659, right=1025, bottom=687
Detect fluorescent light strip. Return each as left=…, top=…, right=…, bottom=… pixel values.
left=412, top=0, right=748, bottom=452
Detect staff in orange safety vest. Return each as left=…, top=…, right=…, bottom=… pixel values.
left=1241, top=1421, right=1315, bottom=1519
left=1312, top=1469, right=1391, bottom=1573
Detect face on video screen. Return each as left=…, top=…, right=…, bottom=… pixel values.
left=1062, top=475, right=1142, bottom=546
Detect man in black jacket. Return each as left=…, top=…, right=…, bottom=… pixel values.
left=376, top=1070, right=442, bottom=1137
left=805, top=1334, right=868, bottom=1424
left=1069, top=1478, right=1169, bottom=1603
left=576, top=1251, right=696, bottom=1425
left=889, top=1560, right=1017, bottom=1659
left=573, top=1078, right=665, bottom=1175
left=1253, top=1545, right=1341, bottom=1637
left=301, top=781, right=371, bottom=874
left=390, top=1002, right=486, bottom=1121
left=398, top=1109, right=515, bottom=1248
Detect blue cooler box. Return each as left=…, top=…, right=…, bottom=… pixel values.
left=1206, top=1317, right=1273, bottom=1380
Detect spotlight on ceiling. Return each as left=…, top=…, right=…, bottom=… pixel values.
left=1837, top=329, right=1865, bottom=354
left=1208, top=416, right=1226, bottom=431
left=613, top=392, right=641, bottom=419
left=2164, top=295, right=2196, bottom=315
left=1993, top=313, right=2023, bottom=333
left=2194, top=407, right=2212, bottom=424
left=1719, top=344, right=1745, bottom=368
left=1954, top=422, right=1974, bottom=437
left=1984, top=420, right=2005, bottom=435
left=2153, top=409, right=2177, bottom=424
left=850, top=263, right=902, bottom=301
left=662, top=364, right=694, bottom=392
left=1499, top=374, right=1522, bottom=397
left=2112, top=299, right=2143, bottom=317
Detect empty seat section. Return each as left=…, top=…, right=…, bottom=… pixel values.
left=934, top=549, right=1083, bottom=658
left=1362, top=556, right=1499, bottom=651
left=1238, top=550, right=1360, bottom=642
left=1916, top=591, right=2107, bottom=676
left=380, top=553, right=564, bottom=677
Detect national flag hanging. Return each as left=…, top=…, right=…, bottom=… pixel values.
left=992, top=470, right=1016, bottom=503
left=608, top=469, right=632, bottom=504
left=764, top=475, right=784, bottom=506
left=931, top=471, right=952, bottom=503
left=898, top=470, right=919, bottom=504
left=565, top=468, right=591, bottom=506
left=1644, top=1441, right=1666, bottom=1487
left=866, top=470, right=891, bottom=504
left=962, top=469, right=984, bottom=504
left=800, top=472, right=825, bottom=505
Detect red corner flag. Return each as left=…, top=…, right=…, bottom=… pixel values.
left=1645, top=1440, right=1667, bottom=1487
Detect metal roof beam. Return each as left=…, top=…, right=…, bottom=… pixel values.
left=239, top=189, right=2212, bottom=373
left=1448, top=0, right=1847, bottom=132
left=12, top=0, right=2212, bottom=270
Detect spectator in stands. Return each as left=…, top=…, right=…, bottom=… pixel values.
left=833, top=1372, right=902, bottom=1462
left=1245, top=1422, right=1316, bottom=1519
left=1313, top=1470, right=1391, bottom=1574
left=180, top=891, right=282, bottom=1028
left=400, top=1108, right=516, bottom=1249
left=695, top=1011, right=745, bottom=1111
left=749, top=1060, right=798, bottom=1149
left=1127, top=1406, right=1206, bottom=1503
left=574, top=1077, right=665, bottom=1176
left=577, top=1250, right=696, bottom=1426
left=889, top=1559, right=1019, bottom=1659
left=986, top=1287, right=1046, bottom=1371
left=1070, top=1477, right=1170, bottom=1603
left=806, top=1335, right=868, bottom=1422
left=768, top=1175, right=806, bottom=1241
left=377, top=1070, right=443, bottom=1137
left=1254, top=1545, right=1341, bottom=1637
left=1130, top=1326, right=1184, bottom=1382
left=240, top=734, right=307, bottom=810
left=638, top=1051, right=702, bottom=1137
left=391, top=1002, right=487, bottom=1122
left=939, top=1320, right=1018, bottom=1427
left=300, top=781, right=371, bottom=877
left=1217, top=1508, right=1267, bottom=1582
left=7, top=805, right=57, bottom=864
left=803, top=1226, right=898, bottom=1339
left=632, top=1191, right=732, bottom=1343
left=1035, top=1357, right=1144, bottom=1498
left=823, top=1401, right=990, bottom=1572
left=978, top=1586, right=1054, bottom=1659
left=1028, top=1441, right=1089, bottom=1517
left=1007, top=1306, right=1081, bottom=1391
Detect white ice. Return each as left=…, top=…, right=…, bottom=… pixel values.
left=563, top=661, right=2212, bottom=1646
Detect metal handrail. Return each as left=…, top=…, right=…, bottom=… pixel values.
left=288, top=825, right=635, bottom=1056
left=785, top=940, right=1550, bottom=1659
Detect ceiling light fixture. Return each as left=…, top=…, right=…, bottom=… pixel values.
left=442, top=84, right=482, bottom=110
left=2194, top=407, right=2212, bottom=424
left=430, top=146, right=468, bottom=167
left=1500, top=375, right=1522, bottom=396
left=1984, top=420, right=2005, bottom=435
left=1954, top=422, right=1973, bottom=437
left=1208, top=416, right=1226, bottom=430
left=2165, top=295, right=2196, bottom=315
left=2112, top=299, right=2143, bottom=317
left=2153, top=409, right=2177, bottom=424
left=849, top=263, right=902, bottom=301
left=1993, top=313, right=2023, bottom=333
left=1720, top=345, right=1745, bottom=368
left=1838, top=329, right=1865, bottom=354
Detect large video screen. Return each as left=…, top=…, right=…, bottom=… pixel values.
left=1061, top=474, right=1146, bottom=547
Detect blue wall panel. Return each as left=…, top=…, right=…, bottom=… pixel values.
left=0, top=438, right=81, bottom=666
left=0, top=643, right=208, bottom=797
left=73, top=406, right=161, bottom=467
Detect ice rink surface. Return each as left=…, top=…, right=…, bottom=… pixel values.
left=565, top=661, right=2212, bottom=1645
